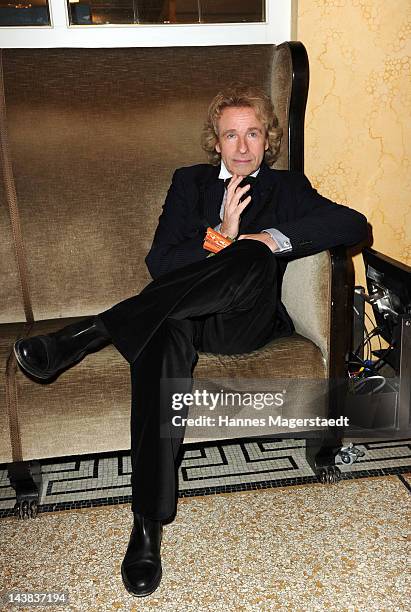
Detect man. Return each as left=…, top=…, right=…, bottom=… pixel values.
left=14, top=84, right=367, bottom=598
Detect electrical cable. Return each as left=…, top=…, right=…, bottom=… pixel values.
left=372, top=346, right=395, bottom=372
left=353, top=375, right=386, bottom=394
left=364, top=311, right=382, bottom=351
left=354, top=328, right=380, bottom=363
left=349, top=292, right=399, bottom=399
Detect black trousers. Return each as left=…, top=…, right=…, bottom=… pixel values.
left=99, top=240, right=291, bottom=520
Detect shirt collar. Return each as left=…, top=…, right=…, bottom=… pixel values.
left=218, top=159, right=260, bottom=181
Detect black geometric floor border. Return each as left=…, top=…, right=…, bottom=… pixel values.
left=1, top=437, right=410, bottom=519
left=398, top=473, right=411, bottom=493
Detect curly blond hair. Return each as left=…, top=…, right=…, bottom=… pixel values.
left=201, top=83, right=282, bottom=166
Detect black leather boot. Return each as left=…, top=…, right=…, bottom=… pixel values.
left=121, top=513, right=163, bottom=598
left=13, top=317, right=110, bottom=381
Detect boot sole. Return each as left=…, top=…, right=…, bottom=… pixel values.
left=121, top=564, right=162, bottom=598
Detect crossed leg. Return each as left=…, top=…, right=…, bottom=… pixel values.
left=117, top=240, right=287, bottom=521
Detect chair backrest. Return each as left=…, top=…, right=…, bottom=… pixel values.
left=0, top=43, right=308, bottom=323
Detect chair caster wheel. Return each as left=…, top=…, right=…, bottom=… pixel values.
left=318, top=468, right=327, bottom=484
left=317, top=465, right=341, bottom=484
left=337, top=444, right=365, bottom=466
left=14, top=499, right=38, bottom=519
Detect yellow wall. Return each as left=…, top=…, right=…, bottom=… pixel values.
left=297, top=0, right=411, bottom=273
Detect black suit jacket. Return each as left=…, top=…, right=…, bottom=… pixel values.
left=146, top=162, right=367, bottom=281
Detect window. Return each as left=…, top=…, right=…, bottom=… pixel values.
left=0, top=0, right=50, bottom=26
left=67, top=0, right=265, bottom=27
left=0, top=0, right=292, bottom=48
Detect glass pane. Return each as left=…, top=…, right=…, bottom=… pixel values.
left=200, top=0, right=265, bottom=23
left=69, top=0, right=133, bottom=25
left=0, top=0, right=50, bottom=26
left=138, top=0, right=198, bottom=24
left=67, top=0, right=265, bottom=26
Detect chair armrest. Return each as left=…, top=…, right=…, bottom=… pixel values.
left=281, top=247, right=351, bottom=377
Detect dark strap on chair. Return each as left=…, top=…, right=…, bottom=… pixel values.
left=5, top=347, right=25, bottom=463
left=0, top=50, right=34, bottom=463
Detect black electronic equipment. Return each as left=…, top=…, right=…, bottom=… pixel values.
left=346, top=249, right=410, bottom=436
left=362, top=248, right=411, bottom=373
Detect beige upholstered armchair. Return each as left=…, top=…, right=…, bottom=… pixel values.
left=0, top=42, right=351, bottom=517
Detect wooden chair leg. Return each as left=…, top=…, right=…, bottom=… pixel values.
left=8, top=460, right=42, bottom=519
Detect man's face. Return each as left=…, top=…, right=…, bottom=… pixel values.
left=215, top=106, right=268, bottom=176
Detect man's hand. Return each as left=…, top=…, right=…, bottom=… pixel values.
left=238, top=233, right=279, bottom=252
left=220, top=174, right=252, bottom=239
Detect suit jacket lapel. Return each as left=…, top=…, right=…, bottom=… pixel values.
left=198, top=165, right=224, bottom=229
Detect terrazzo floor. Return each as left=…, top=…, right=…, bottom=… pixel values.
left=1, top=475, right=410, bottom=611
